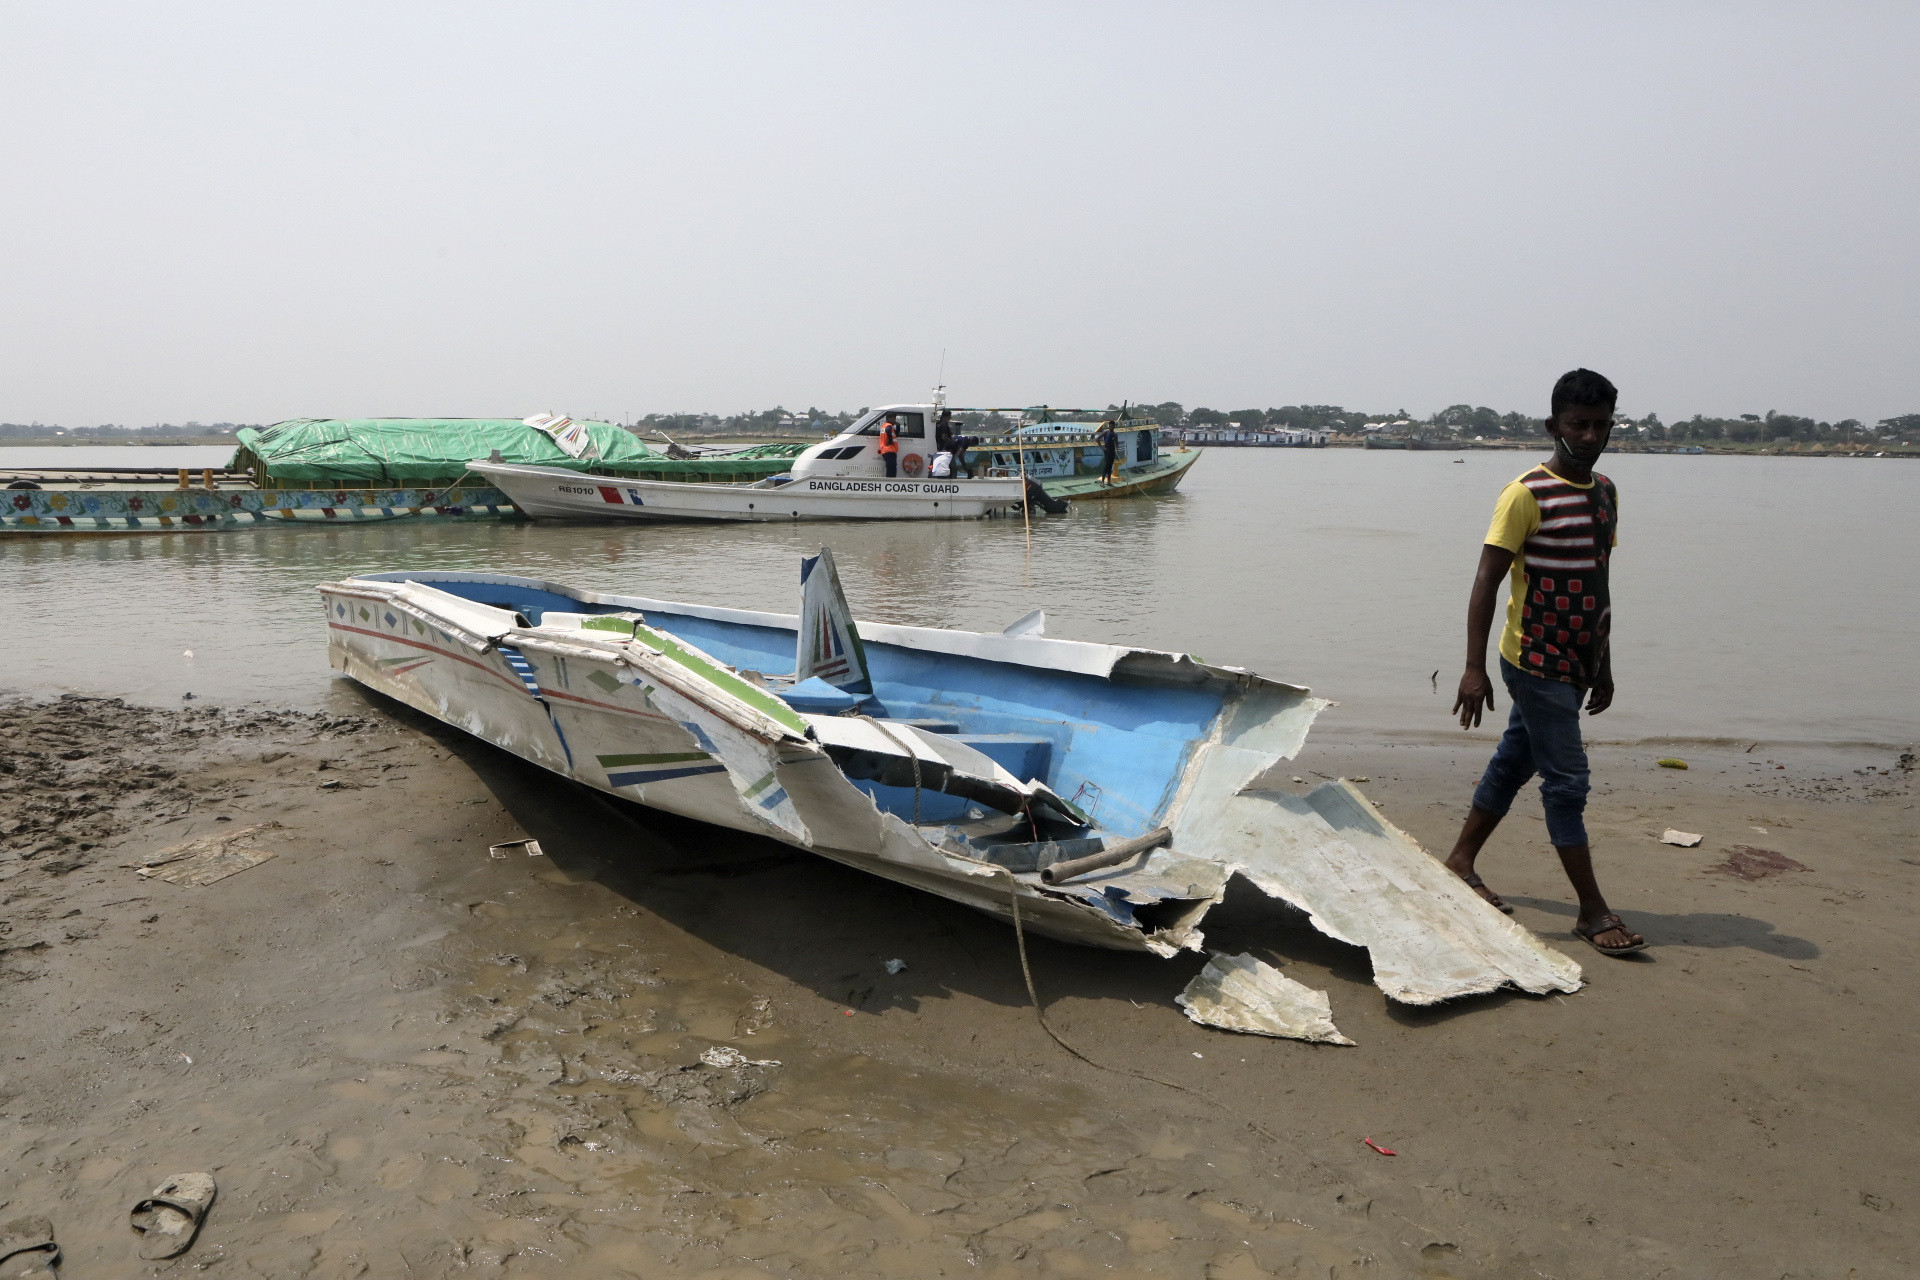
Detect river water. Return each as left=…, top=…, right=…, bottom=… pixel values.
left=4, top=446, right=1915, bottom=746
left=0, top=444, right=239, bottom=470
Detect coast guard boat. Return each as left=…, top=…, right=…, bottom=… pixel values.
left=468, top=398, right=1199, bottom=523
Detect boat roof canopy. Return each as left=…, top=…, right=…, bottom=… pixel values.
left=231, top=418, right=662, bottom=482
left=848, top=404, right=1158, bottom=437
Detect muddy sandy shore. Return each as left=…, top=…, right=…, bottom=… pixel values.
left=2, top=691, right=1914, bottom=1278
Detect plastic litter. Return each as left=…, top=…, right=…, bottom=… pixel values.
left=138, top=823, right=280, bottom=887
left=1660, top=830, right=1703, bottom=847
left=1362, top=1137, right=1397, bottom=1156
left=699, top=1046, right=780, bottom=1069
left=882, top=958, right=906, bottom=975
left=488, top=839, right=543, bottom=858
left=1177, top=952, right=1355, bottom=1045
left=1657, top=758, right=1688, bottom=770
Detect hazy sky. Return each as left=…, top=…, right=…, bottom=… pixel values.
left=4, top=2, right=1916, bottom=425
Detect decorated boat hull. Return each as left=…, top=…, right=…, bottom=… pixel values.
left=2, top=484, right=513, bottom=533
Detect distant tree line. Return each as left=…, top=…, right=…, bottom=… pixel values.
left=1629, top=410, right=1904, bottom=444
left=1139, top=402, right=1918, bottom=443
left=633, top=408, right=865, bottom=437
left=7, top=406, right=1916, bottom=444
left=0, top=422, right=258, bottom=439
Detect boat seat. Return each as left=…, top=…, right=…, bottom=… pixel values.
left=944, top=733, right=1052, bottom=784
left=778, top=678, right=886, bottom=716
left=880, top=717, right=961, bottom=734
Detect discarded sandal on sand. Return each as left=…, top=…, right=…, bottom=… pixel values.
left=1458, top=870, right=1515, bottom=914
left=130, top=1172, right=216, bottom=1261
left=1574, top=912, right=1647, bottom=957
left=0, top=1217, right=60, bottom=1278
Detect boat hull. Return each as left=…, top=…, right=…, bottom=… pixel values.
left=318, top=570, right=1588, bottom=1011
left=1042, top=448, right=1200, bottom=501
left=1, top=484, right=515, bottom=534
left=471, top=461, right=1026, bottom=522
left=321, top=580, right=1158, bottom=950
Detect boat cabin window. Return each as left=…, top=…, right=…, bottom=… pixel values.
left=857, top=411, right=925, bottom=438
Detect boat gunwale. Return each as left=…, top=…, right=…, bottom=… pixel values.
left=341, top=569, right=1310, bottom=695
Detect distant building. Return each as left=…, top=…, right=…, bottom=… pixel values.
left=1161, top=426, right=1327, bottom=448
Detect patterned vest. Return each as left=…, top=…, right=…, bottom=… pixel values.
left=1516, top=466, right=1617, bottom=687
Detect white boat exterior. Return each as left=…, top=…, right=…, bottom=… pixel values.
left=469, top=461, right=1025, bottom=523
left=320, top=568, right=1583, bottom=1031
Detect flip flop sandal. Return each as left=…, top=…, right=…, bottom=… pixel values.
left=1459, top=870, right=1515, bottom=914
left=0, top=1216, right=60, bottom=1278
left=1574, top=912, right=1648, bottom=957
left=130, top=1172, right=216, bottom=1261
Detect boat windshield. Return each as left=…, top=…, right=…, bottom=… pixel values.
left=855, top=411, right=925, bottom=438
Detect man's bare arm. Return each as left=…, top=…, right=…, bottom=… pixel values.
left=1455, top=544, right=1515, bottom=729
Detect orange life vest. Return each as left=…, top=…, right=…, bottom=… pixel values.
left=878, top=423, right=899, bottom=454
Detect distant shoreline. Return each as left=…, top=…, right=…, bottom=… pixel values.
left=1194, top=438, right=1920, bottom=458
left=0, top=436, right=241, bottom=448
left=1, top=433, right=1912, bottom=459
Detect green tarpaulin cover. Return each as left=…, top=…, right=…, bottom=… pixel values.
left=232, top=418, right=661, bottom=483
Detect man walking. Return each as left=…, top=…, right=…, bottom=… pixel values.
left=1445, top=368, right=1646, bottom=957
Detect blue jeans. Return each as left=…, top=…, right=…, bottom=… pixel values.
left=1472, top=660, right=1590, bottom=847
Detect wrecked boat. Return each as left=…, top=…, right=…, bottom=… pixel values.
left=320, top=555, right=1579, bottom=1034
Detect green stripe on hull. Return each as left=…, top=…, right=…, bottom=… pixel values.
left=595, top=751, right=713, bottom=767
left=581, top=616, right=809, bottom=735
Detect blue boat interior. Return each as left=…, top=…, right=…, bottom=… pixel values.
left=366, top=573, right=1229, bottom=839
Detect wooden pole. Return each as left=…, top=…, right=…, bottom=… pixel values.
left=1018, top=435, right=1031, bottom=551
left=1041, top=826, right=1173, bottom=885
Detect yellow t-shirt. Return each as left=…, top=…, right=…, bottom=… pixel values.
left=1484, top=467, right=1618, bottom=671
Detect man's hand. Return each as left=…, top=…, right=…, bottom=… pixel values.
left=1455, top=668, right=1496, bottom=729
left=1585, top=679, right=1614, bottom=715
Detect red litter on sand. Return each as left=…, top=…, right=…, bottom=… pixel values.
left=1362, top=1137, right=1397, bottom=1156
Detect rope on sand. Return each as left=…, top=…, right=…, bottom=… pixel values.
left=1004, top=877, right=1291, bottom=1150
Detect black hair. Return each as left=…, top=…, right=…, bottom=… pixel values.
left=1550, top=368, right=1617, bottom=418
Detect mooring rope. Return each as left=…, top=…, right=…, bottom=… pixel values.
left=853, top=713, right=922, bottom=826
left=1005, top=876, right=1295, bottom=1149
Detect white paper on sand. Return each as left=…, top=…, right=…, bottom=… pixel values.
left=1176, top=952, right=1354, bottom=1045
left=138, top=822, right=280, bottom=887
left=1660, top=829, right=1703, bottom=847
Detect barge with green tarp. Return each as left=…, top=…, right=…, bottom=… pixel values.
left=2, top=417, right=810, bottom=533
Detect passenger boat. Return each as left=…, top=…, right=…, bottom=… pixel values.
left=469, top=400, right=1200, bottom=523
left=1, top=416, right=807, bottom=534
left=320, top=554, right=1580, bottom=1034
